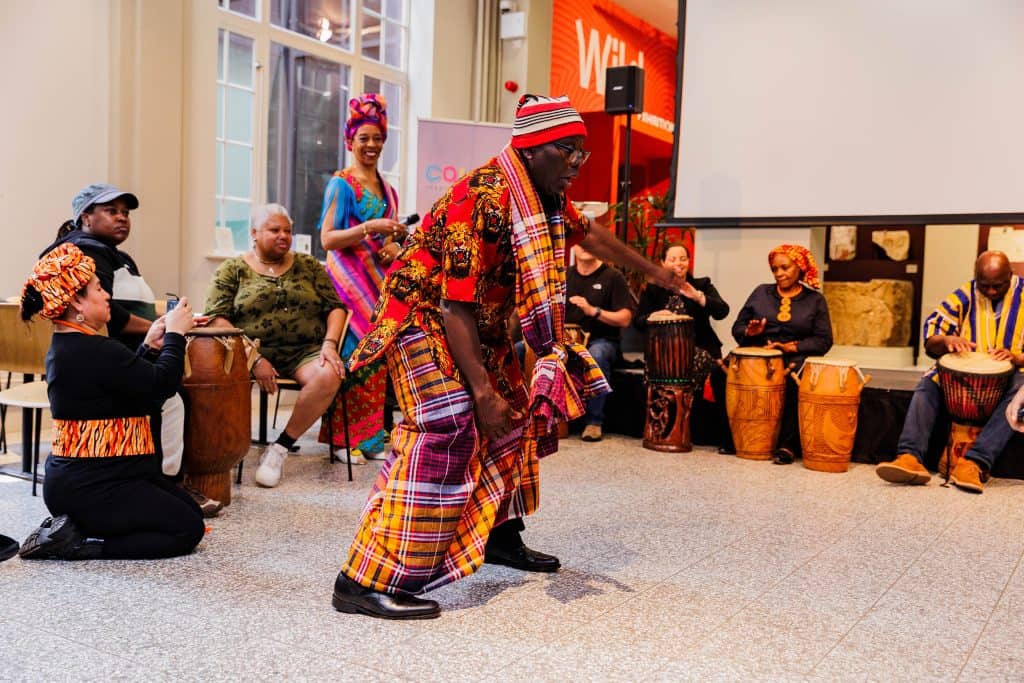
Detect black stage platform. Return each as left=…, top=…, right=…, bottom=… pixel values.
left=600, top=365, right=1024, bottom=480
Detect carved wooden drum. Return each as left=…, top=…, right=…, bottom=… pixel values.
left=936, top=351, right=1013, bottom=478
left=181, top=327, right=252, bottom=504
left=643, top=313, right=696, bottom=453
left=725, top=347, right=786, bottom=460
left=796, top=358, right=870, bottom=473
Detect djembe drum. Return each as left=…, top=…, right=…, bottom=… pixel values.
left=521, top=324, right=589, bottom=438
left=936, top=352, right=1014, bottom=479
left=643, top=313, right=696, bottom=452
left=725, top=347, right=787, bottom=460
left=181, top=327, right=252, bottom=504
left=795, top=358, right=870, bottom=473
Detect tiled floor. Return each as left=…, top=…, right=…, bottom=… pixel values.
left=3, top=427, right=1024, bottom=682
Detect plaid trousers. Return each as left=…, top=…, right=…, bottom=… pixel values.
left=341, top=327, right=539, bottom=595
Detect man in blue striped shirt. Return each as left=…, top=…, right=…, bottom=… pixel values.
left=877, top=251, right=1024, bottom=493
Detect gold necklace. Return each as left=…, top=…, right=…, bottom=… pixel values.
left=777, top=286, right=799, bottom=322
left=254, top=250, right=285, bottom=274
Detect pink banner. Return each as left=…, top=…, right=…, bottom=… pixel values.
left=415, top=118, right=512, bottom=219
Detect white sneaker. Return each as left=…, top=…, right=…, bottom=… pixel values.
left=338, top=448, right=367, bottom=466
left=364, top=449, right=389, bottom=461
left=255, top=443, right=289, bottom=487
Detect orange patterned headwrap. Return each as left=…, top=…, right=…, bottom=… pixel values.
left=768, top=244, right=821, bottom=290
left=22, top=243, right=96, bottom=320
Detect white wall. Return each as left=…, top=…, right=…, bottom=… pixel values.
left=0, top=1, right=111, bottom=297
left=920, top=225, right=980, bottom=359
left=0, top=1, right=186, bottom=302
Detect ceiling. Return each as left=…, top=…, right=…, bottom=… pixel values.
left=609, top=0, right=678, bottom=38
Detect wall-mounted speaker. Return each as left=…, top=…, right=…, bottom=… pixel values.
left=604, top=65, right=645, bottom=114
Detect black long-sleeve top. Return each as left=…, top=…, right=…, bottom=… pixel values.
left=634, top=276, right=730, bottom=358
left=46, top=332, right=185, bottom=423
left=731, top=284, right=833, bottom=367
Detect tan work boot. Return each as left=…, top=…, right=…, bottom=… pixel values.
left=949, top=457, right=986, bottom=494
left=580, top=424, right=603, bottom=442
left=876, top=454, right=931, bottom=485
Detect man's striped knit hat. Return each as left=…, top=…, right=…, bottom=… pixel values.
left=511, top=94, right=587, bottom=149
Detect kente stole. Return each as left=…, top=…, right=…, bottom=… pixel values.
left=495, top=145, right=610, bottom=458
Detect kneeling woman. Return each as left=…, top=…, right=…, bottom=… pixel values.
left=19, top=243, right=205, bottom=560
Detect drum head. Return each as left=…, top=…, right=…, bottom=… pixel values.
left=648, top=312, right=693, bottom=323
left=802, top=357, right=857, bottom=368
left=187, top=327, right=245, bottom=337
left=938, top=351, right=1013, bottom=375
left=732, top=346, right=783, bottom=358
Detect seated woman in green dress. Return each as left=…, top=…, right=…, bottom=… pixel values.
left=204, top=204, right=348, bottom=488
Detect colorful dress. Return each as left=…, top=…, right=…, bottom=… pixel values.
left=318, top=170, right=399, bottom=456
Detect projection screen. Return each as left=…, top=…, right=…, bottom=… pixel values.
left=669, top=0, right=1024, bottom=226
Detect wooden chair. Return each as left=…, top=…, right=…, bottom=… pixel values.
left=243, top=312, right=355, bottom=482
left=0, top=303, right=51, bottom=475
left=0, top=381, right=50, bottom=496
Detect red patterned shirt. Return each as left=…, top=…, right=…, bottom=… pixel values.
left=348, top=158, right=588, bottom=397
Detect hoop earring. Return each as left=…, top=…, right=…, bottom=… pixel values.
left=75, top=313, right=85, bottom=323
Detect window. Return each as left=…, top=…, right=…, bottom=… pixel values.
left=219, top=0, right=258, bottom=19
left=361, top=0, right=406, bottom=68
left=271, top=0, right=354, bottom=51
left=215, top=0, right=409, bottom=256
left=267, top=43, right=351, bottom=261
left=216, top=29, right=257, bottom=252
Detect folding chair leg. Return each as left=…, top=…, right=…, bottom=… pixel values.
left=272, top=390, right=282, bottom=430
left=341, top=391, right=353, bottom=482
left=257, top=390, right=269, bottom=444
left=32, top=408, right=42, bottom=497
left=236, top=458, right=244, bottom=484
left=326, top=399, right=336, bottom=465
left=0, top=404, right=6, bottom=453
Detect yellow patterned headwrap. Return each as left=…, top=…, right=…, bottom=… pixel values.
left=768, top=244, right=821, bottom=290
left=23, top=243, right=96, bottom=320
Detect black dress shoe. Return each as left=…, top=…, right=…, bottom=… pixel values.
left=0, top=534, right=19, bottom=563
left=484, top=543, right=561, bottom=572
left=331, top=572, right=440, bottom=620
left=772, top=448, right=795, bottom=465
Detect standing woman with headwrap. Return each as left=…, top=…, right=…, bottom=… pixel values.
left=728, top=244, right=833, bottom=464
left=17, top=243, right=205, bottom=560
left=318, top=94, right=408, bottom=463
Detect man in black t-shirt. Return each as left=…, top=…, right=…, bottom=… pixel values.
left=566, top=245, right=637, bottom=442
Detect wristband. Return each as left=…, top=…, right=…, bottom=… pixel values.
left=323, top=338, right=338, bottom=346
left=362, top=224, right=369, bottom=238
left=592, top=307, right=602, bottom=319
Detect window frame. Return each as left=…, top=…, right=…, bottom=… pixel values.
left=214, top=0, right=410, bottom=256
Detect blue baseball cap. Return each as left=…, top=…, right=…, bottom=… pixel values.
left=71, top=183, right=139, bottom=224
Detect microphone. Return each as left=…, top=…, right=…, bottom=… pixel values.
left=383, top=214, right=421, bottom=248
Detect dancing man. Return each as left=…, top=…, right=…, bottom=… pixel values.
left=331, top=94, right=683, bottom=619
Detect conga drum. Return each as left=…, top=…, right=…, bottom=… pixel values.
left=795, top=358, right=870, bottom=473
left=643, top=313, right=696, bottom=452
left=936, top=352, right=1014, bottom=478
left=181, top=327, right=252, bottom=504
left=725, top=347, right=787, bottom=460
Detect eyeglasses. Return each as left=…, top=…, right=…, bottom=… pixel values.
left=550, top=141, right=591, bottom=166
